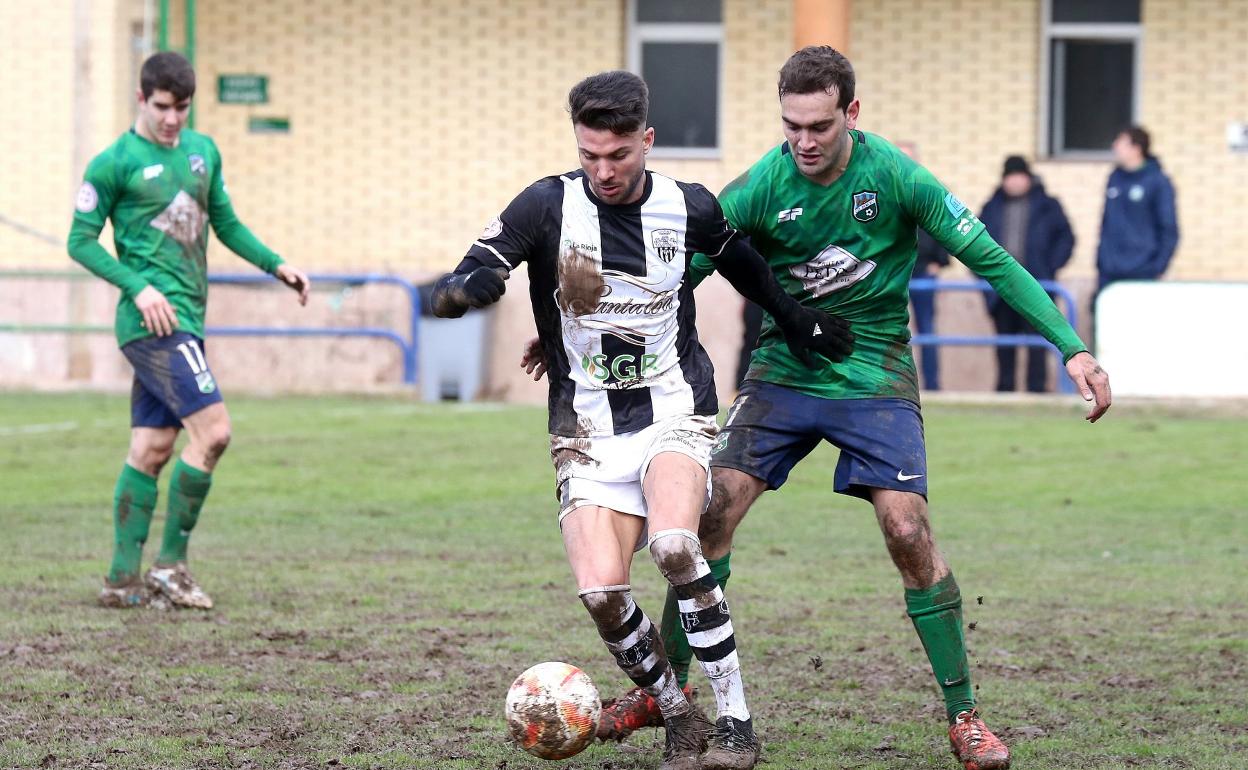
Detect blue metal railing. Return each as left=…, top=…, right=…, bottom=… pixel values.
left=908, top=278, right=1079, bottom=394
left=0, top=271, right=422, bottom=385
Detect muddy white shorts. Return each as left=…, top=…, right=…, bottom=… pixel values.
left=551, top=413, right=717, bottom=543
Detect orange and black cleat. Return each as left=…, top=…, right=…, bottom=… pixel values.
left=597, top=684, right=695, bottom=742
left=948, top=709, right=1011, bottom=770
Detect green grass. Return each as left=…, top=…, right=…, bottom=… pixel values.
left=1, top=392, right=1245, bottom=769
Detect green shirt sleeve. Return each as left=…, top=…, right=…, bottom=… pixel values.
left=66, top=154, right=150, bottom=299
left=689, top=170, right=759, bottom=289
left=207, top=140, right=284, bottom=273
left=957, top=231, right=1087, bottom=361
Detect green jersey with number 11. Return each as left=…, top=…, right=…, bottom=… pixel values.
left=691, top=131, right=1085, bottom=403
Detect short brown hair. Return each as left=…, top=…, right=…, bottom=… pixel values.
left=778, top=46, right=855, bottom=111
left=1119, top=125, right=1151, bottom=158
left=140, top=51, right=196, bottom=100
left=568, top=71, right=649, bottom=134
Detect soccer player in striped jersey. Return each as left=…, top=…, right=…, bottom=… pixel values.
left=67, top=52, right=310, bottom=610
left=585, top=47, right=1113, bottom=770
left=431, top=70, right=853, bottom=770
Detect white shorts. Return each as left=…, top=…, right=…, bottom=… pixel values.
left=551, top=413, right=717, bottom=548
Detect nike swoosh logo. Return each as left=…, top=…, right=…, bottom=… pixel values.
left=897, top=471, right=924, bottom=481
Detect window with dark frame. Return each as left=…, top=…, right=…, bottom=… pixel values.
left=1044, top=0, right=1142, bottom=157
left=630, top=0, right=723, bottom=157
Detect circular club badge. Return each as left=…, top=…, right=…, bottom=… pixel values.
left=75, top=182, right=99, bottom=213
left=479, top=217, right=503, bottom=240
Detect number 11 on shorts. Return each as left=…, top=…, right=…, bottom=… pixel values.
left=176, top=340, right=207, bottom=374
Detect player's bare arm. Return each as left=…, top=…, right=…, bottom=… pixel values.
left=1064, top=351, right=1112, bottom=422
left=274, top=263, right=311, bottom=306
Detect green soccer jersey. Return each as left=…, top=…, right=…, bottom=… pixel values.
left=68, top=128, right=283, bottom=347
left=692, top=131, right=1085, bottom=402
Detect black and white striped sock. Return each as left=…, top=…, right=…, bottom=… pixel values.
left=579, top=584, right=688, bottom=718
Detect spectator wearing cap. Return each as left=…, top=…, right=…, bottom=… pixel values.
left=980, top=155, right=1075, bottom=392
left=1096, top=126, right=1179, bottom=293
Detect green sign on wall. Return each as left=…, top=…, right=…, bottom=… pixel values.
left=218, top=75, right=268, bottom=104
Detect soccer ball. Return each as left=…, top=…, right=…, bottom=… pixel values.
left=504, top=661, right=601, bottom=760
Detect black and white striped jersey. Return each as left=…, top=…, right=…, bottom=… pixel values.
left=456, top=169, right=737, bottom=437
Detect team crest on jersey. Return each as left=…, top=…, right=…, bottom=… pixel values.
left=479, top=217, right=503, bottom=240
left=651, top=229, right=679, bottom=262
left=188, top=154, right=206, bottom=175
left=75, top=182, right=98, bottom=213
left=852, top=190, right=878, bottom=222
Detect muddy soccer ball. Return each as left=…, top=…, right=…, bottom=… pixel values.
left=504, top=661, right=600, bottom=759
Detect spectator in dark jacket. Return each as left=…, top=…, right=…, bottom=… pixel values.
left=980, top=155, right=1074, bottom=392
left=1096, top=126, right=1179, bottom=292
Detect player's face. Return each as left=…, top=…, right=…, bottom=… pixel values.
left=136, top=88, right=191, bottom=147
left=781, top=89, right=860, bottom=184
left=574, top=124, right=654, bottom=205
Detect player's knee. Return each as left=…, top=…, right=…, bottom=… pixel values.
left=648, top=528, right=702, bottom=585
left=882, top=510, right=932, bottom=554
left=578, top=585, right=631, bottom=630
left=201, top=425, right=231, bottom=463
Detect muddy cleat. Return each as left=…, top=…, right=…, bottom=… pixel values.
left=597, top=684, right=695, bottom=742
left=948, top=709, right=1011, bottom=770
left=97, top=577, right=152, bottom=608
left=703, top=715, right=760, bottom=770
left=144, top=562, right=214, bottom=609
left=661, top=703, right=712, bottom=770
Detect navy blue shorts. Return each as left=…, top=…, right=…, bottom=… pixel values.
left=711, top=380, right=927, bottom=501
left=121, top=332, right=223, bottom=428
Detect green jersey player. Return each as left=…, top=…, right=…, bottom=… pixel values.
left=590, top=47, right=1112, bottom=770
left=67, top=52, right=310, bottom=610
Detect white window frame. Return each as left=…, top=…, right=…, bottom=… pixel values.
left=1038, top=0, right=1143, bottom=160
left=627, top=0, right=725, bottom=159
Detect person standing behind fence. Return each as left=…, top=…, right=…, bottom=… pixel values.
left=1096, top=126, right=1178, bottom=294
left=896, top=142, right=949, bottom=391
left=979, top=156, right=1074, bottom=392
left=66, top=52, right=310, bottom=610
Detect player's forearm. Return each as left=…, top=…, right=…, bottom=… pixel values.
left=429, top=272, right=471, bottom=318
left=687, top=253, right=717, bottom=289
left=67, top=228, right=148, bottom=298
left=960, top=232, right=1086, bottom=360
left=214, top=220, right=283, bottom=274
left=711, top=237, right=802, bottom=319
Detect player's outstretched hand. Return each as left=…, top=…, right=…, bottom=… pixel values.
left=134, top=285, right=179, bottom=337
left=1065, top=351, right=1112, bottom=423
left=778, top=306, right=854, bottom=368
left=464, top=266, right=506, bottom=307
left=275, top=263, right=311, bottom=306
left=520, top=336, right=547, bottom=381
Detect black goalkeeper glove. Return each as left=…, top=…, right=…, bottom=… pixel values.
left=774, top=303, right=854, bottom=368
left=460, top=266, right=506, bottom=307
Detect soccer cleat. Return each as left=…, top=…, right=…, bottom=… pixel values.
left=703, top=715, right=760, bottom=770
left=597, top=684, right=695, bottom=742
left=948, top=709, right=1011, bottom=770
left=660, top=703, right=713, bottom=770
left=144, top=562, right=214, bottom=609
left=97, top=577, right=152, bottom=609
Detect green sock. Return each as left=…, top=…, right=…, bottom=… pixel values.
left=157, top=459, right=212, bottom=565
left=663, top=552, right=732, bottom=688
left=905, top=573, right=975, bottom=723
left=107, top=464, right=158, bottom=584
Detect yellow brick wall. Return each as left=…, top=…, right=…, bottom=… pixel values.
left=851, top=0, right=1248, bottom=282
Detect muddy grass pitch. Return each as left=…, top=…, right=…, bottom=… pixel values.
left=1, top=393, right=1244, bottom=768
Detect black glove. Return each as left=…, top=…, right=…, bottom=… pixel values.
left=774, top=303, right=854, bottom=368
left=461, top=266, right=506, bottom=307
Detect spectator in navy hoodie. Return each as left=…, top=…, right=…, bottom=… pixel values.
left=1096, top=126, right=1179, bottom=293
left=981, top=155, right=1074, bottom=392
